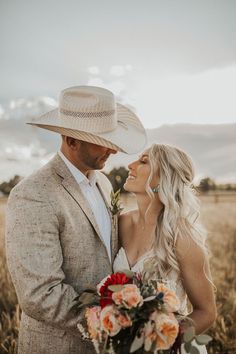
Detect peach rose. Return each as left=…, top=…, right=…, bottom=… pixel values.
left=112, top=284, right=143, bottom=309
left=157, top=283, right=180, bottom=312
left=144, top=312, right=179, bottom=351
left=143, top=321, right=157, bottom=352
left=100, top=305, right=121, bottom=337
left=117, top=313, right=132, bottom=328
left=85, top=306, right=102, bottom=340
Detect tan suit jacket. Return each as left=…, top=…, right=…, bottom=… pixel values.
left=5, top=154, right=119, bottom=354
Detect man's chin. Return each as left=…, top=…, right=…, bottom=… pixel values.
left=96, top=161, right=106, bottom=170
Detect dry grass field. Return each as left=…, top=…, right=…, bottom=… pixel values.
left=0, top=195, right=236, bottom=353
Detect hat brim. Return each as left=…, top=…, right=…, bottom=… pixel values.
left=27, top=103, right=147, bottom=154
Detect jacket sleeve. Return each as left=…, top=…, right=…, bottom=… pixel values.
left=5, top=184, right=83, bottom=333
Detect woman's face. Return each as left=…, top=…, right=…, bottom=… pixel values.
left=124, top=150, right=159, bottom=194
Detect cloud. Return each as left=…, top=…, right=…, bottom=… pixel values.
left=86, top=64, right=134, bottom=101
left=109, top=65, right=133, bottom=77
left=87, top=66, right=100, bottom=75
left=0, top=155, right=53, bottom=183
left=2, top=142, right=47, bottom=160
left=87, top=77, right=104, bottom=87
left=125, top=65, right=133, bottom=72
left=131, top=64, right=236, bottom=127
left=0, top=96, right=61, bottom=182
left=110, top=65, right=125, bottom=77
left=0, top=104, right=4, bottom=118
left=87, top=65, right=135, bottom=103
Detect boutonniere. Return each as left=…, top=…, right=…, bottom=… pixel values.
left=110, top=189, right=123, bottom=216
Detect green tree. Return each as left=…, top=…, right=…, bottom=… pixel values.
left=105, top=167, right=129, bottom=193
left=198, top=177, right=216, bottom=192
left=0, top=175, right=22, bottom=195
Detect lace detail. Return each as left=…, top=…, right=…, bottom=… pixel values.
left=113, top=247, right=187, bottom=313
left=114, top=247, right=154, bottom=272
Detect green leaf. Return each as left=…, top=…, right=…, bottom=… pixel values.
left=130, top=335, right=144, bottom=353
left=183, top=326, right=195, bottom=343
left=108, top=284, right=124, bottom=292
left=114, top=189, right=121, bottom=197
left=118, top=269, right=135, bottom=278
left=189, top=346, right=200, bottom=354
left=143, top=295, right=156, bottom=302
left=195, top=334, right=212, bottom=345
left=114, top=193, right=120, bottom=200
left=83, top=286, right=97, bottom=293
left=184, top=342, right=192, bottom=352
left=78, top=292, right=96, bottom=305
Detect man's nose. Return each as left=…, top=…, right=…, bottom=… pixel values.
left=107, top=148, right=117, bottom=155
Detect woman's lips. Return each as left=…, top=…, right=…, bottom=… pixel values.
left=126, top=175, right=136, bottom=180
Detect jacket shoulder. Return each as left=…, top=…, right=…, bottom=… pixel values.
left=8, top=155, right=60, bottom=201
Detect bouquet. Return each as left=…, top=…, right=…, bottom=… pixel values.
left=77, top=270, right=211, bottom=354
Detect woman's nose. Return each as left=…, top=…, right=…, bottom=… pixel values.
left=128, top=161, right=136, bottom=170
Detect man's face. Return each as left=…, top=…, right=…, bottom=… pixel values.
left=78, top=141, right=117, bottom=171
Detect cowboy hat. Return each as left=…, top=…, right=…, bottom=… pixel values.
left=27, top=86, right=147, bottom=154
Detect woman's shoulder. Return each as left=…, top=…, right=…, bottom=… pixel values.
left=119, top=209, right=137, bottom=225
left=175, top=233, right=208, bottom=270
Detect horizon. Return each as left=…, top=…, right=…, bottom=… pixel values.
left=0, top=121, right=236, bottom=184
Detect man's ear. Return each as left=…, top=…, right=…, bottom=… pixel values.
left=65, top=137, right=80, bottom=150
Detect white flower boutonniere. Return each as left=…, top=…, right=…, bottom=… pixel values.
left=110, top=189, right=123, bottom=216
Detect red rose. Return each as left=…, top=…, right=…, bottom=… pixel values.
left=98, top=273, right=132, bottom=308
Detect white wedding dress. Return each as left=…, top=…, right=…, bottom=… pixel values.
left=113, top=247, right=207, bottom=354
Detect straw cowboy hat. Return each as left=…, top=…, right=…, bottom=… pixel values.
left=28, top=86, right=147, bottom=154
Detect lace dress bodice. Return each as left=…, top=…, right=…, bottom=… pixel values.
left=113, top=247, right=207, bottom=354
left=113, top=247, right=188, bottom=315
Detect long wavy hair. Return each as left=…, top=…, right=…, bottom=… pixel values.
left=146, top=144, right=208, bottom=280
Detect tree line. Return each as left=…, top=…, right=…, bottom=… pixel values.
left=0, top=171, right=236, bottom=196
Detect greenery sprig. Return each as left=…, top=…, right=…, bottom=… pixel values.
left=110, top=189, right=123, bottom=216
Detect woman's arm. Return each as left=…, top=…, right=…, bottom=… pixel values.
left=176, top=236, right=217, bottom=334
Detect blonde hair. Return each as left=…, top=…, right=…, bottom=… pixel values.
left=146, top=144, right=208, bottom=279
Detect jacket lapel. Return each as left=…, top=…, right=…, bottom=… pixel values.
left=52, top=154, right=104, bottom=245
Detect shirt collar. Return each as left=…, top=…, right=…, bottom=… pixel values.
left=58, top=150, right=97, bottom=186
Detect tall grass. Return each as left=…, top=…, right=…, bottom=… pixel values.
left=0, top=197, right=235, bottom=353
left=201, top=203, right=236, bottom=353
left=0, top=200, right=19, bottom=354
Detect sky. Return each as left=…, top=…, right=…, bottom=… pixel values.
left=1, top=0, right=236, bottom=128
left=0, top=0, right=236, bottom=183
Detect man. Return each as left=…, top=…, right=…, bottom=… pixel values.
left=5, top=86, right=147, bottom=354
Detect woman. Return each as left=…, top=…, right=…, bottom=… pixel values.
left=113, top=144, right=217, bottom=353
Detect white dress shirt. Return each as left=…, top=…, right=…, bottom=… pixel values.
left=58, top=151, right=111, bottom=261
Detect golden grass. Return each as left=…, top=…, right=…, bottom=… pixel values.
left=0, top=196, right=235, bottom=353
left=201, top=203, right=236, bottom=353
left=0, top=199, right=19, bottom=354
